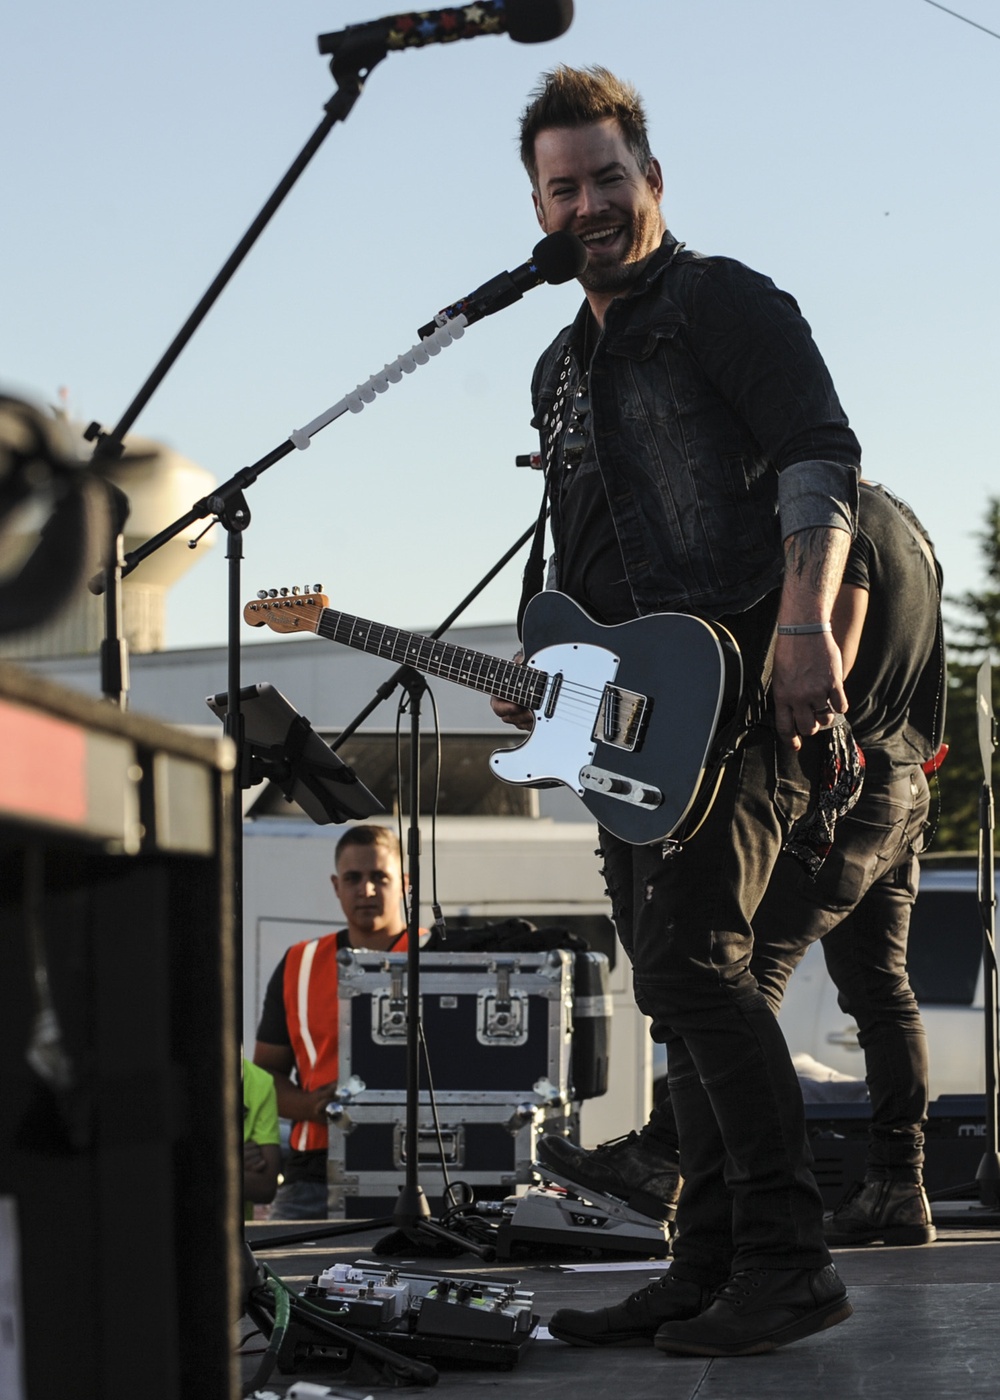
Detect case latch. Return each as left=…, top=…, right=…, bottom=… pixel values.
left=477, top=961, right=528, bottom=1045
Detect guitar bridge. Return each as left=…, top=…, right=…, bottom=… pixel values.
left=579, top=766, right=662, bottom=808
left=593, top=685, right=649, bottom=751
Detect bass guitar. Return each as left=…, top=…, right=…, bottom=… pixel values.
left=243, top=586, right=743, bottom=845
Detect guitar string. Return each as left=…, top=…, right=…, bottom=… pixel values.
left=318, top=612, right=615, bottom=706
left=255, top=606, right=644, bottom=729
left=310, top=616, right=642, bottom=727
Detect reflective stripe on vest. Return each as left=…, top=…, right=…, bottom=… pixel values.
left=283, top=930, right=410, bottom=1153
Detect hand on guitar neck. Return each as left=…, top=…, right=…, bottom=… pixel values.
left=490, top=650, right=534, bottom=732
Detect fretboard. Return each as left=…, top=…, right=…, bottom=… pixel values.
left=316, top=608, right=548, bottom=710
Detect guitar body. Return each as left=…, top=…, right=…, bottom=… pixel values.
left=491, top=592, right=739, bottom=845
left=242, top=585, right=743, bottom=847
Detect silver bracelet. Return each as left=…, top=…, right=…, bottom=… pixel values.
left=776, top=621, right=833, bottom=635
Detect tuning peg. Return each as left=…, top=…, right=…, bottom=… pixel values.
left=268, top=589, right=278, bottom=598
left=291, top=586, right=301, bottom=596
left=279, top=587, right=289, bottom=596
left=256, top=589, right=268, bottom=600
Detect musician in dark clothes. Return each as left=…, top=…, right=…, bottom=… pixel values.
left=537, top=481, right=946, bottom=1262
left=492, top=64, right=862, bottom=1356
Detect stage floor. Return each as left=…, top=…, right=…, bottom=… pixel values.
left=243, top=1205, right=1000, bottom=1399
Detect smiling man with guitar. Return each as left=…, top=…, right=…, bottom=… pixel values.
left=245, top=64, right=865, bottom=1356
left=494, top=65, right=863, bottom=1358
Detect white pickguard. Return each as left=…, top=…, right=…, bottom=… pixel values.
left=490, top=640, right=619, bottom=793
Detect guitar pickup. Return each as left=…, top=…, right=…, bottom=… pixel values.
left=579, top=765, right=662, bottom=808
left=593, top=685, right=650, bottom=751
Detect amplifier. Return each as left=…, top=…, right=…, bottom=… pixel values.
left=806, top=1094, right=987, bottom=1209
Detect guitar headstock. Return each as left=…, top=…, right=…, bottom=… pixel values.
left=244, top=585, right=328, bottom=635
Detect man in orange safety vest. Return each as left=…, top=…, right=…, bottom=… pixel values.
left=253, top=824, right=412, bottom=1219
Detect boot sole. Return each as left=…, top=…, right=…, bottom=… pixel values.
left=548, top=1323, right=655, bottom=1348
left=654, top=1296, right=854, bottom=1356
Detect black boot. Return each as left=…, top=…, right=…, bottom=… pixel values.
left=824, top=1177, right=936, bottom=1246
left=536, top=1131, right=681, bottom=1221
left=549, top=1271, right=713, bottom=1347
left=654, top=1265, right=852, bottom=1356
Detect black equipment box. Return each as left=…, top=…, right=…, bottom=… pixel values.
left=328, top=948, right=610, bottom=1215
left=328, top=1099, right=577, bottom=1217
left=336, top=948, right=610, bottom=1103
left=807, top=1094, right=988, bottom=1209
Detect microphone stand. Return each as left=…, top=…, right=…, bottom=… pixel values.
left=87, top=40, right=385, bottom=710
left=251, top=518, right=541, bottom=1260
left=974, top=660, right=1000, bottom=1208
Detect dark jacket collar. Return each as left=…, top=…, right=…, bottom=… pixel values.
left=566, top=229, right=686, bottom=353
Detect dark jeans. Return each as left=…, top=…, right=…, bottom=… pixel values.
left=751, top=764, right=931, bottom=1180
left=599, top=719, right=829, bottom=1286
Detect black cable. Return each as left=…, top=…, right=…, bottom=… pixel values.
left=427, top=686, right=445, bottom=939
left=921, top=0, right=1000, bottom=42
left=438, top=1200, right=500, bottom=1247
left=418, top=1017, right=455, bottom=1200
left=395, top=694, right=409, bottom=926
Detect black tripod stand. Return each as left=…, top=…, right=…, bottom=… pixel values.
left=973, top=659, right=1000, bottom=1207
left=381, top=667, right=493, bottom=1251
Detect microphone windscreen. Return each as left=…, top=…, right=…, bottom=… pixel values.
left=532, top=231, right=588, bottom=285
left=506, top=0, right=574, bottom=44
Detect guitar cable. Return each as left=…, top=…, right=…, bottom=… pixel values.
left=393, top=683, right=460, bottom=1205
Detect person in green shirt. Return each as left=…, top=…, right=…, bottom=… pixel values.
left=243, top=1058, right=280, bottom=1219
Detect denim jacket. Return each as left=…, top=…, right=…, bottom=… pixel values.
left=531, top=232, right=861, bottom=619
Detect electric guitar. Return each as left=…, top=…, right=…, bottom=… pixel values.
left=243, top=587, right=743, bottom=845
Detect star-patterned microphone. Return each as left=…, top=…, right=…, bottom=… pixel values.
left=318, top=1, right=573, bottom=64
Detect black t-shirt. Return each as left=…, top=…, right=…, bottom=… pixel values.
left=840, top=482, right=944, bottom=767
left=556, top=428, right=636, bottom=626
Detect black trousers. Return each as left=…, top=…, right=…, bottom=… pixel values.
left=750, top=763, right=931, bottom=1179
left=599, top=719, right=830, bottom=1286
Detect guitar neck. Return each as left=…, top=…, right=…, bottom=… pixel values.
left=316, top=608, right=547, bottom=710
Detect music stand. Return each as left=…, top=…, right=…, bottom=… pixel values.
left=206, top=682, right=382, bottom=825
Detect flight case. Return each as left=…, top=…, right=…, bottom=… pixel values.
left=328, top=948, right=608, bottom=1214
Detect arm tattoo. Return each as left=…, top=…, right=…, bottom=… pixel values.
left=784, top=527, right=831, bottom=590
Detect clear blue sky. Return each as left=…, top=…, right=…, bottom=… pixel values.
left=4, top=1, right=998, bottom=649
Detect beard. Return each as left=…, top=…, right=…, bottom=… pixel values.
left=578, top=204, right=664, bottom=294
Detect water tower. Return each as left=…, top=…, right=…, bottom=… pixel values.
left=0, top=414, right=214, bottom=660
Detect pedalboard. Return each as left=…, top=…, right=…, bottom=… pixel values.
left=278, top=1262, right=537, bottom=1372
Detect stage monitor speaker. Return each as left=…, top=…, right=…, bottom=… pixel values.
left=0, top=662, right=239, bottom=1400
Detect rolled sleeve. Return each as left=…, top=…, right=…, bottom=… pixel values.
left=778, top=459, right=859, bottom=540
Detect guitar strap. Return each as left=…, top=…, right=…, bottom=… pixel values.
left=517, top=478, right=551, bottom=640
left=518, top=345, right=575, bottom=638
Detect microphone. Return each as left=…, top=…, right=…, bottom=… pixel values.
left=318, top=1, right=573, bottom=65
left=417, top=230, right=587, bottom=339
